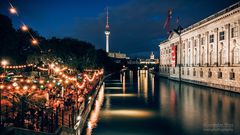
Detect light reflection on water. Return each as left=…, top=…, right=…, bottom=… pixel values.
left=85, top=84, right=105, bottom=135
left=84, top=70, right=240, bottom=135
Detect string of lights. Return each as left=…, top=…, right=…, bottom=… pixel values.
left=8, top=0, right=41, bottom=50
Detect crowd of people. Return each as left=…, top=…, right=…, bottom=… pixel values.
left=0, top=64, right=103, bottom=132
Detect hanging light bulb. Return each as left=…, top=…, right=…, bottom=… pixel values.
left=9, top=7, right=17, bottom=14
left=31, top=39, right=38, bottom=45
left=21, top=25, right=28, bottom=31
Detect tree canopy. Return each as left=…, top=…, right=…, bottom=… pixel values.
left=0, top=14, right=120, bottom=72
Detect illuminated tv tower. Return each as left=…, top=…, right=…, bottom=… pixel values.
left=105, top=8, right=110, bottom=53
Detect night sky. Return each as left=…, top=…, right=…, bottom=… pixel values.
left=0, top=0, right=239, bottom=58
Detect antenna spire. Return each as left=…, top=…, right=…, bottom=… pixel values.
left=106, top=7, right=110, bottom=31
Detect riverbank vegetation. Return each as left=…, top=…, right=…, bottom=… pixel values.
left=0, top=14, right=120, bottom=73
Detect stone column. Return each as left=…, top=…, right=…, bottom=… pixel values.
left=198, top=34, right=201, bottom=66
left=179, top=37, right=182, bottom=80
left=224, top=24, right=230, bottom=66
left=214, top=28, right=219, bottom=66
left=206, top=31, right=209, bottom=66
left=192, top=37, right=194, bottom=67
left=186, top=39, right=188, bottom=66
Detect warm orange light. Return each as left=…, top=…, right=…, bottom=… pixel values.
left=9, top=7, right=17, bottom=14
left=31, top=39, right=38, bottom=45
left=54, top=67, right=60, bottom=73
left=0, top=85, right=4, bottom=89
left=39, top=80, right=44, bottom=84
left=48, top=83, right=53, bottom=88
left=7, top=86, right=12, bottom=90
left=65, top=80, right=69, bottom=84
left=12, top=82, right=18, bottom=87
left=23, top=85, right=28, bottom=90
left=31, top=85, right=37, bottom=90
left=21, top=25, right=28, bottom=31
left=50, top=63, right=55, bottom=69
left=26, top=79, right=31, bottom=83
left=1, top=60, right=8, bottom=66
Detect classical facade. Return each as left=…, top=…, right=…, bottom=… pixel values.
left=159, top=2, right=240, bottom=93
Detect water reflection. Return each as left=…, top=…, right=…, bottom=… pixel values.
left=129, top=70, right=133, bottom=85
left=122, top=72, right=126, bottom=94
left=150, top=73, right=155, bottom=97
left=85, top=70, right=240, bottom=135
left=85, top=84, right=105, bottom=135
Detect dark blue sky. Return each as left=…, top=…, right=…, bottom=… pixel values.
left=0, top=0, right=239, bottom=57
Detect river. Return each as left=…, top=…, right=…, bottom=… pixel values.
left=83, top=70, right=240, bottom=135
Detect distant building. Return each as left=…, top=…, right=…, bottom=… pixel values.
left=127, top=52, right=159, bottom=65
left=159, top=2, right=240, bottom=93
left=150, top=52, right=155, bottom=59
left=108, top=52, right=129, bottom=59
